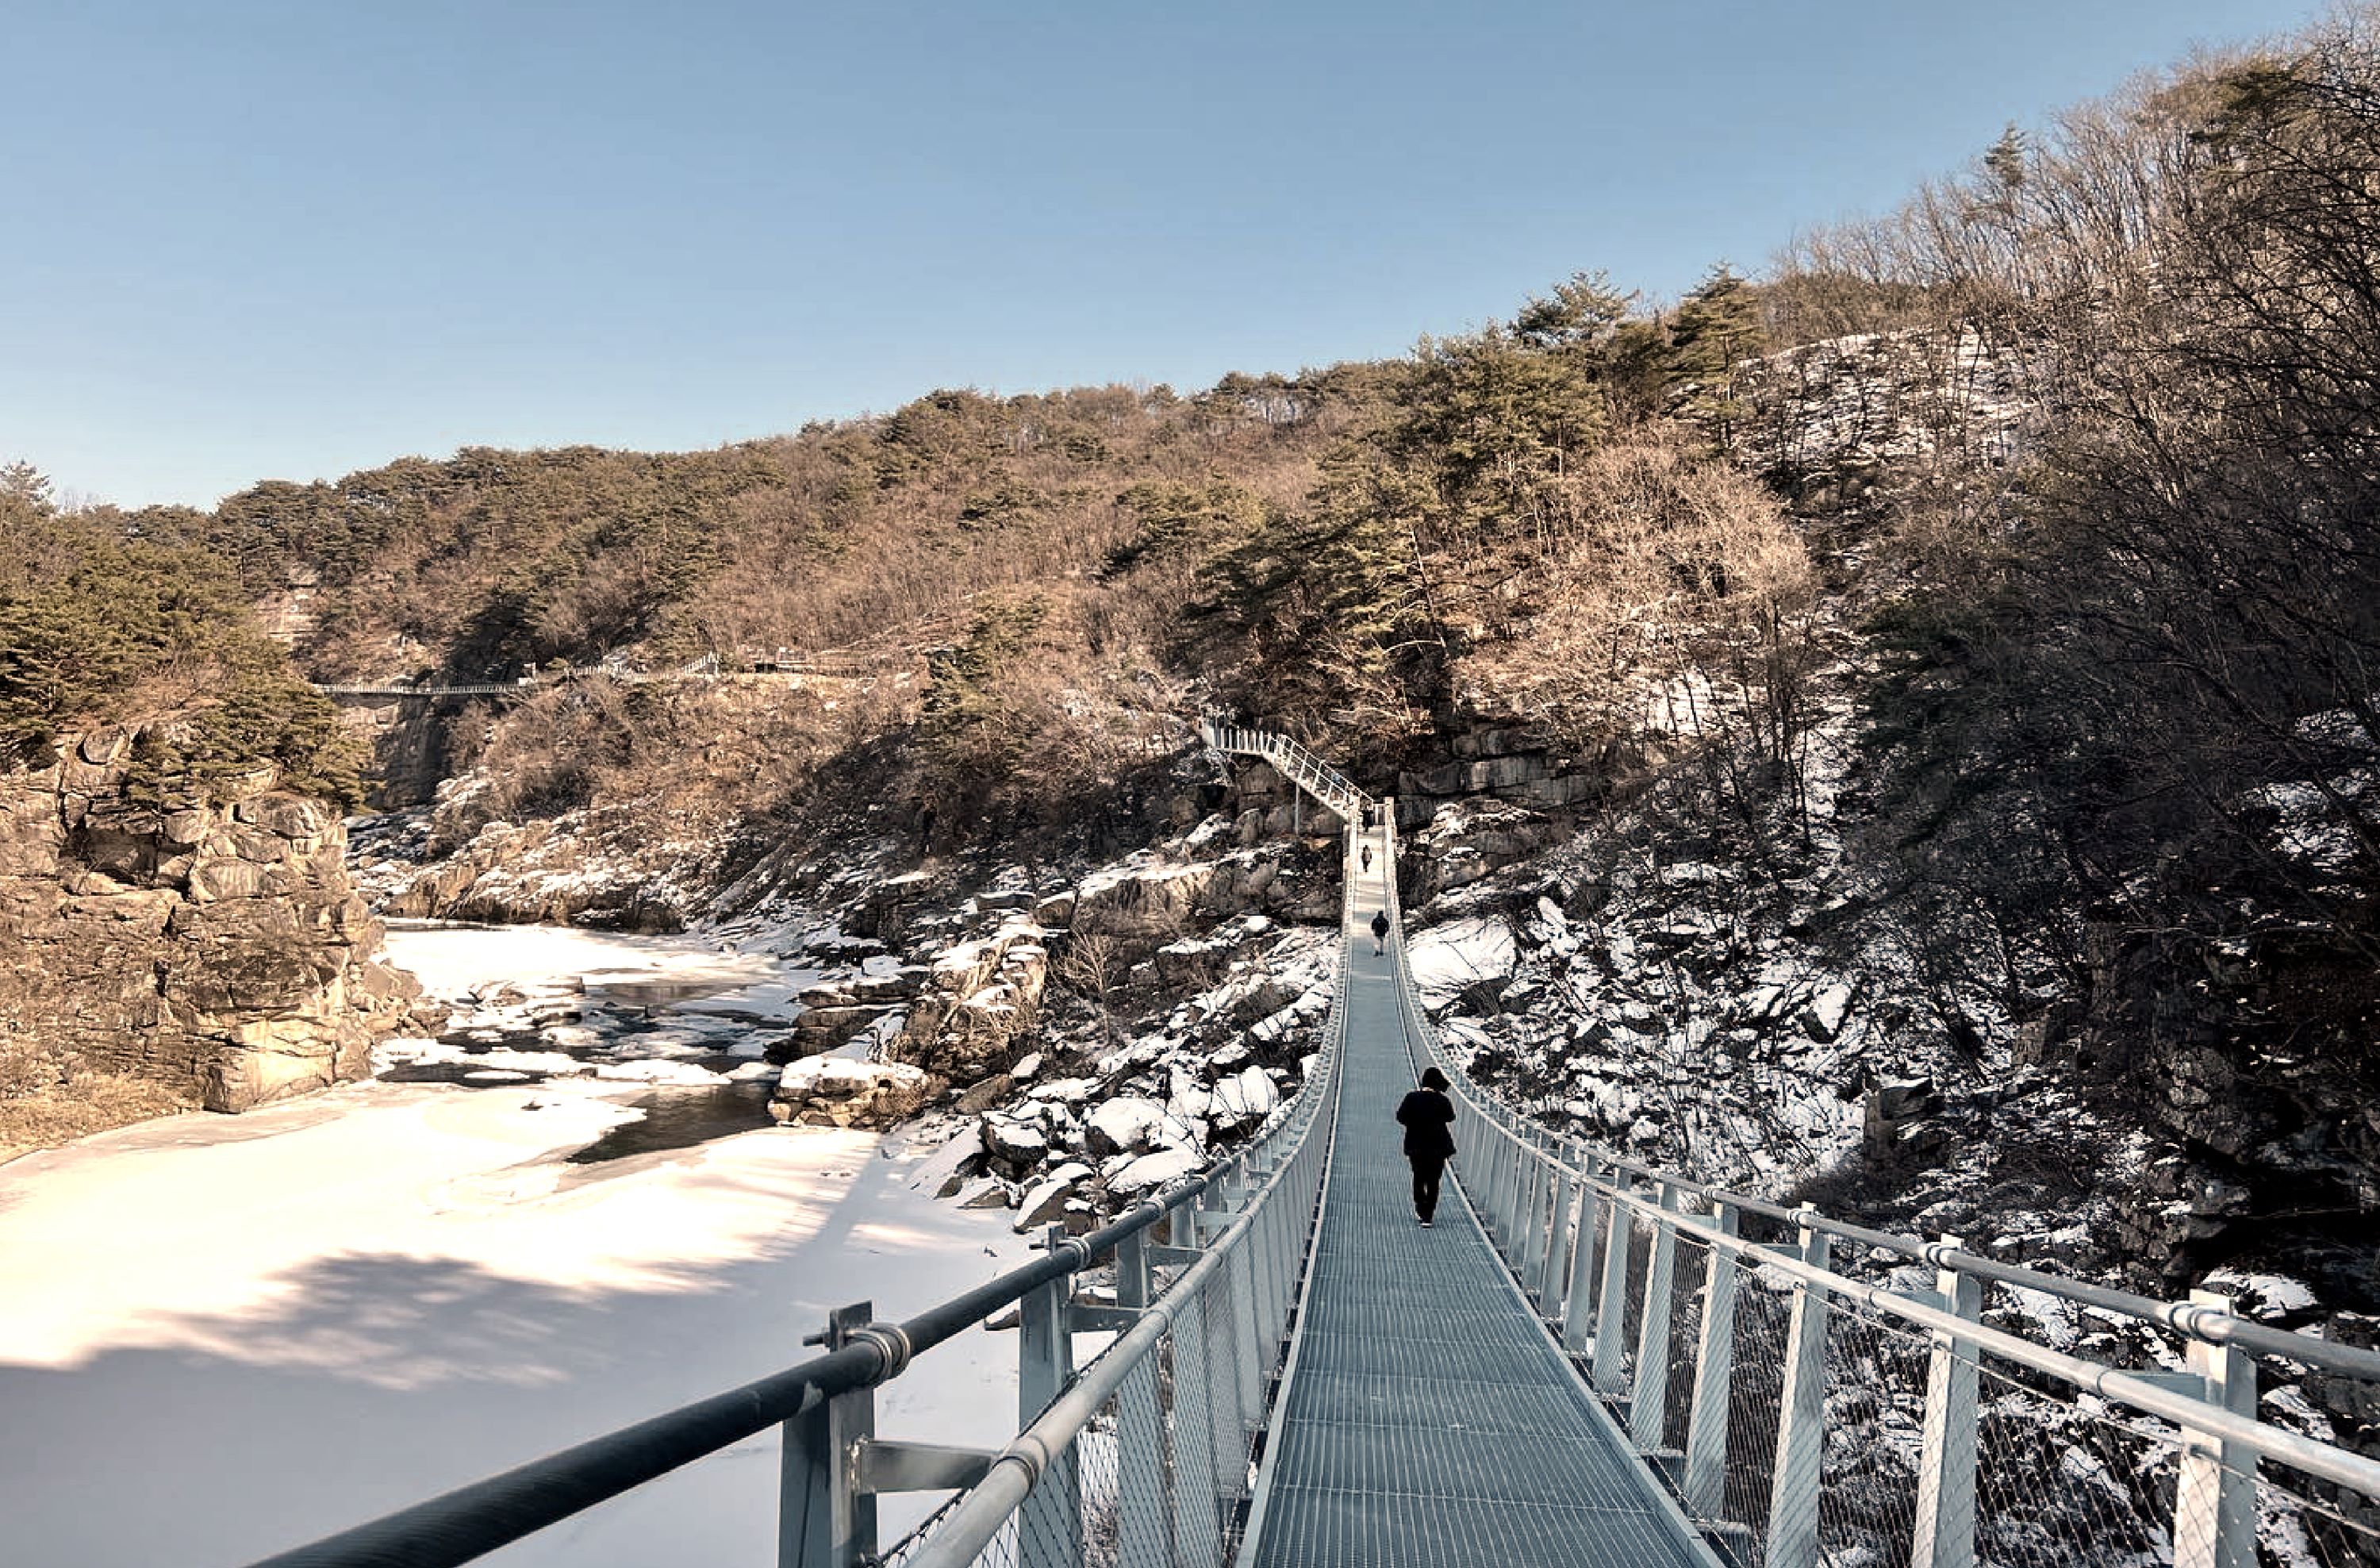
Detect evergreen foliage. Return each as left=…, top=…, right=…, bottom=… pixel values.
left=0, top=471, right=364, bottom=803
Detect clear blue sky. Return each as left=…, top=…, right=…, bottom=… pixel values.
left=3, top=0, right=2313, bottom=509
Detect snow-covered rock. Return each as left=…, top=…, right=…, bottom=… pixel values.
left=981, top=1116, right=1050, bottom=1174
left=1085, top=1096, right=1170, bottom=1158
left=1210, top=1065, right=1279, bottom=1128
left=1407, top=917, right=1518, bottom=1013
left=1108, top=1147, right=1202, bottom=1197
left=770, top=1058, right=945, bottom=1129
left=1015, top=1162, right=1094, bottom=1232
left=1799, top=983, right=1856, bottom=1043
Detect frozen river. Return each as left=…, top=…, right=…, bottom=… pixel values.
left=0, top=922, right=1023, bottom=1566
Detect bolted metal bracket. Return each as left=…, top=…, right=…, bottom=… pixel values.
left=853, top=1439, right=997, bottom=1497
left=2133, top=1370, right=2214, bottom=1398
left=1068, top=1302, right=1145, bottom=1334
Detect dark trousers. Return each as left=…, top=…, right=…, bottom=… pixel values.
left=1409, top=1154, right=1445, bottom=1222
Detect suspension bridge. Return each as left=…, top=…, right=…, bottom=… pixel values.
left=251, top=722, right=2380, bottom=1568
left=309, top=657, right=888, bottom=703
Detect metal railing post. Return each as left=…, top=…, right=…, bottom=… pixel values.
left=1562, top=1159, right=1603, bottom=1356
left=1228, top=1240, right=1264, bottom=1433
left=2173, top=1288, right=2258, bottom=1568
left=778, top=1301, right=876, bottom=1568
left=1518, top=1131, right=1547, bottom=1278
left=1117, top=1226, right=1152, bottom=1311
left=1683, top=1201, right=1741, bottom=1518
left=1911, top=1238, right=1982, bottom=1568
left=1766, top=1208, right=1832, bottom=1568
left=1538, top=1154, right=1576, bottom=1315
left=1593, top=1174, right=1637, bottom=1392
left=1630, top=1181, right=1680, bottom=1451
left=1019, top=1228, right=1081, bottom=1568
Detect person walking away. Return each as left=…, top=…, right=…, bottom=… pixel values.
left=1397, top=1067, right=1457, bottom=1226
left=1370, top=909, right=1390, bottom=955
left=1360, top=844, right=1372, bottom=874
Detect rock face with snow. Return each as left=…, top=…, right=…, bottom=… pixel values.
left=770, top=1059, right=946, bottom=1129
left=891, top=917, right=1050, bottom=1080
left=0, top=727, right=428, bottom=1113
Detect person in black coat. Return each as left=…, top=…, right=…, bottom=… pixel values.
left=1395, top=1066, right=1457, bottom=1226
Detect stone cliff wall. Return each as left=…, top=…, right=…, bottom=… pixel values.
left=0, top=728, right=423, bottom=1113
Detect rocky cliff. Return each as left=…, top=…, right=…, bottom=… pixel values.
left=0, top=727, right=424, bottom=1113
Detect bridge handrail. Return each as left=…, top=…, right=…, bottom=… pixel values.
left=244, top=1186, right=1214, bottom=1568
left=1361, top=790, right=2380, bottom=1387
left=1199, top=717, right=1368, bottom=824
left=901, top=813, right=1357, bottom=1568
left=1378, top=796, right=2380, bottom=1556
left=1584, top=1147, right=2380, bottom=1382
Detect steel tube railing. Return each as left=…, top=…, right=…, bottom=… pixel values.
left=245, top=1186, right=1223, bottom=1568
left=248, top=832, right=1364, bottom=1568
left=895, top=812, right=1361, bottom=1568
left=1581, top=1150, right=2380, bottom=1386
left=1365, top=786, right=2380, bottom=1565
left=904, top=1072, right=1336, bottom=1568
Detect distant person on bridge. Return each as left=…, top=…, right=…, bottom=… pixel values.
left=1359, top=844, right=1372, bottom=874
left=1369, top=909, right=1390, bottom=955
left=1397, top=1067, right=1457, bottom=1227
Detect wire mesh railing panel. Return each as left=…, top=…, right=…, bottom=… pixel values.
left=1721, top=1262, right=1796, bottom=1558
left=1064, top=1395, right=1123, bottom=1568
left=1161, top=1322, right=1224, bottom=1568
left=1664, top=1231, right=1713, bottom=1457
left=1814, top=1301, right=1931, bottom=1565
left=2257, top=1459, right=2380, bottom=1567
left=1112, top=1357, right=1170, bottom=1568
left=1199, top=1266, right=1246, bottom=1505
left=1618, top=1219, right=1653, bottom=1393
left=1967, top=1355, right=2174, bottom=1568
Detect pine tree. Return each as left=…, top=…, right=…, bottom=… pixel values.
left=1665, top=265, right=1769, bottom=448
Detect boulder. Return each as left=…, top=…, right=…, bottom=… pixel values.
left=1015, top=1162, right=1094, bottom=1232
left=1084, top=1095, right=1169, bottom=1158
left=771, top=1059, right=945, bottom=1129
left=1210, top=1065, right=1280, bottom=1128
left=982, top=1115, right=1051, bottom=1176
left=954, top=1072, right=1015, bottom=1115
left=1799, top=983, right=1856, bottom=1043
left=955, top=1178, right=1013, bottom=1210
left=1108, top=1146, right=1202, bottom=1197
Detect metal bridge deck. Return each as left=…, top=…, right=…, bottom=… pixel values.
left=1249, top=842, right=1712, bottom=1568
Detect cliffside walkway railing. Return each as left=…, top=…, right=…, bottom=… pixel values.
left=1218, top=720, right=2380, bottom=1567
left=1200, top=717, right=1367, bottom=827
left=1368, top=801, right=2380, bottom=1568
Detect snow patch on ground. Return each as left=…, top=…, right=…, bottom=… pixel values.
left=0, top=1081, right=1027, bottom=1566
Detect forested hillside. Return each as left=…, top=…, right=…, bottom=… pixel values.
left=6, top=7, right=2379, bottom=1286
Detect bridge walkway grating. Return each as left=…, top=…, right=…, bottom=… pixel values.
left=1248, top=838, right=1713, bottom=1568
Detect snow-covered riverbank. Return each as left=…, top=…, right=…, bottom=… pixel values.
left=0, top=924, right=1027, bottom=1566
